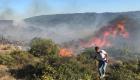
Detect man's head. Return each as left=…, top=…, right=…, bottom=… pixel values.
left=95, top=46, right=100, bottom=52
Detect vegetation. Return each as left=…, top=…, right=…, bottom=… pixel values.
left=29, top=38, right=59, bottom=57
left=0, top=38, right=140, bottom=80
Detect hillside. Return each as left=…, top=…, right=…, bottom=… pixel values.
left=16, top=11, right=140, bottom=43
left=0, top=38, right=139, bottom=80
left=0, top=11, right=140, bottom=44
left=24, top=11, right=140, bottom=28
left=24, top=11, right=140, bottom=52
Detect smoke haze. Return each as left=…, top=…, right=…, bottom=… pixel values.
left=0, top=8, right=140, bottom=53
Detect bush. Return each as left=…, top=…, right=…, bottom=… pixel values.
left=109, top=67, right=139, bottom=80
left=77, top=47, right=95, bottom=64
left=29, top=38, right=59, bottom=57
left=9, top=64, right=43, bottom=80
left=40, top=56, right=97, bottom=80
left=10, top=51, right=38, bottom=66
left=0, top=50, right=38, bottom=67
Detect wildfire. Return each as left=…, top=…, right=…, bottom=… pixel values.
left=59, top=48, right=73, bottom=57
left=59, top=20, right=129, bottom=55
left=87, top=20, right=129, bottom=47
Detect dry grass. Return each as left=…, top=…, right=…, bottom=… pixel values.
left=0, top=75, right=15, bottom=80
left=0, top=65, right=16, bottom=80
left=0, top=44, right=21, bottom=52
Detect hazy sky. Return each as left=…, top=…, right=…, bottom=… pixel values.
left=0, top=0, right=140, bottom=19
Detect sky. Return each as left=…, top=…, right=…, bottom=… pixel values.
left=0, top=0, right=140, bottom=20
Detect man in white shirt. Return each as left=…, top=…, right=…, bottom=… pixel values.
left=94, top=46, right=109, bottom=79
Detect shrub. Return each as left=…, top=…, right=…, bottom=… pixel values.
left=9, top=64, right=43, bottom=80
left=40, top=57, right=96, bottom=80
left=29, top=38, right=59, bottom=57
left=0, top=50, right=39, bottom=68
left=109, top=67, right=138, bottom=80
left=10, top=51, right=38, bottom=66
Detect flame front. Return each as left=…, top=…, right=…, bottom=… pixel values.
left=88, top=20, right=129, bottom=47
left=59, top=48, right=73, bottom=57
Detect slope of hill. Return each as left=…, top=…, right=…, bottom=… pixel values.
left=24, top=11, right=140, bottom=51
left=24, top=11, right=140, bottom=27
left=0, top=11, right=140, bottom=46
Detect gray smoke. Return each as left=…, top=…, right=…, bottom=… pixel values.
left=0, top=13, right=109, bottom=44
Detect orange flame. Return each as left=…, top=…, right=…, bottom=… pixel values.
left=87, top=20, right=129, bottom=47
left=59, top=48, right=73, bottom=57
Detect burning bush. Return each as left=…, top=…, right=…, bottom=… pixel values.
left=59, top=48, right=73, bottom=57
